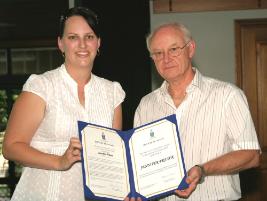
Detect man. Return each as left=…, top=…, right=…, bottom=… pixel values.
left=133, top=23, right=260, bottom=200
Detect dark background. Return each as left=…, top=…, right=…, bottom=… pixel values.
left=0, top=0, right=152, bottom=129
left=80, top=1, right=152, bottom=129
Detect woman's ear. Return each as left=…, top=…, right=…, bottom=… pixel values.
left=57, top=37, right=64, bottom=53
left=97, top=38, right=101, bottom=49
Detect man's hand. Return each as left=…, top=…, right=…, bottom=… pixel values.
left=174, top=165, right=203, bottom=198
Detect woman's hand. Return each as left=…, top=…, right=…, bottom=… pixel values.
left=124, top=196, right=142, bottom=201
left=58, top=137, right=82, bottom=170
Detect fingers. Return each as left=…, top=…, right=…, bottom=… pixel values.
left=174, top=166, right=200, bottom=198
left=69, top=137, right=81, bottom=153
left=137, top=197, right=142, bottom=201
left=175, top=182, right=197, bottom=198
left=70, top=137, right=82, bottom=150
left=69, top=137, right=82, bottom=160
left=175, top=188, right=192, bottom=198
left=72, top=148, right=80, bottom=156
left=124, top=197, right=129, bottom=201
left=58, top=137, right=82, bottom=170
left=124, top=197, right=142, bottom=201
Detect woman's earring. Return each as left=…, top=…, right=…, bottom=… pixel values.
left=97, top=49, right=100, bottom=56
left=62, top=52, right=65, bottom=58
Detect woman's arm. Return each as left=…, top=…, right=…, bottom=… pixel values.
left=2, top=91, right=81, bottom=171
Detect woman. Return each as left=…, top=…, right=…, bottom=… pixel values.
left=2, top=7, right=125, bottom=201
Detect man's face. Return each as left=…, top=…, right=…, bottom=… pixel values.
left=150, top=26, right=195, bottom=82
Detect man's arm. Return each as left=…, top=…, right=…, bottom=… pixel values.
left=175, top=149, right=260, bottom=198
left=201, top=149, right=260, bottom=175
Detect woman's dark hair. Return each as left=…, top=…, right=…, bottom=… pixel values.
left=59, top=7, right=100, bottom=38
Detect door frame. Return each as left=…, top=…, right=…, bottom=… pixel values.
left=235, top=18, right=267, bottom=201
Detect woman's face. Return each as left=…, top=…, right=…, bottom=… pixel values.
left=58, top=15, right=100, bottom=70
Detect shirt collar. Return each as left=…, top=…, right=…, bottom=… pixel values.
left=159, top=67, right=205, bottom=96
left=188, top=67, right=204, bottom=92
left=59, top=63, right=94, bottom=88
left=59, top=64, right=77, bottom=87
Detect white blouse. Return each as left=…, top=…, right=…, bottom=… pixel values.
left=11, top=64, right=125, bottom=201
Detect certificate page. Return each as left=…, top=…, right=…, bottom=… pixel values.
left=129, top=119, right=185, bottom=198
left=81, top=125, right=130, bottom=200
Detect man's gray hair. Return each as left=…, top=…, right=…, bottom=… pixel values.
left=146, top=22, right=192, bottom=52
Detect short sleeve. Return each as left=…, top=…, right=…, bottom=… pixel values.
left=112, top=81, right=125, bottom=108
left=225, top=88, right=260, bottom=151
left=22, top=74, right=48, bottom=102
left=133, top=103, right=142, bottom=127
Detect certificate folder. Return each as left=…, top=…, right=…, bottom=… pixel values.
left=78, top=114, right=188, bottom=201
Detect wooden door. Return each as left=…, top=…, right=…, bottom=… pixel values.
left=235, top=19, right=267, bottom=201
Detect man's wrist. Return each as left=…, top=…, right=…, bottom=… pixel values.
left=195, top=164, right=206, bottom=184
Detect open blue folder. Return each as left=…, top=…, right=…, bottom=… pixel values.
left=78, top=114, right=188, bottom=201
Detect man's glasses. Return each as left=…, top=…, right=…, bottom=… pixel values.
left=150, top=40, right=191, bottom=61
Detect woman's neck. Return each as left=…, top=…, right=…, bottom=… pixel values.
left=65, top=64, right=92, bottom=85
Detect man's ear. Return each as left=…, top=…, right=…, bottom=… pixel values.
left=188, top=40, right=196, bottom=59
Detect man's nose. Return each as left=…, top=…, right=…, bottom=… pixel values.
left=163, top=51, right=171, bottom=62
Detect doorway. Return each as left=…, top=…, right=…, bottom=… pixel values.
left=235, top=18, right=267, bottom=201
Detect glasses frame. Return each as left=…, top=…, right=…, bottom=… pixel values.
left=150, top=40, right=191, bottom=61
